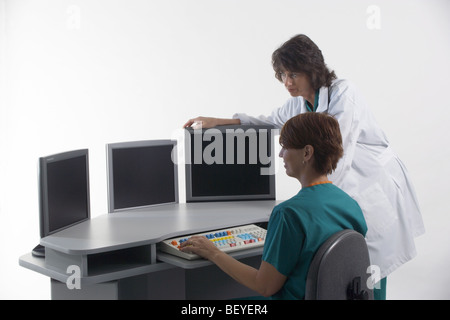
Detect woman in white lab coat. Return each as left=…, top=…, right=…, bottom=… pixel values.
left=183, top=34, right=425, bottom=299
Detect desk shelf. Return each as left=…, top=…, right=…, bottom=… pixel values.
left=19, top=251, right=176, bottom=286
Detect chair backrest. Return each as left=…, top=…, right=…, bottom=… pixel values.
left=305, top=229, right=374, bottom=300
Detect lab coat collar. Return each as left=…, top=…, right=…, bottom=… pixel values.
left=316, top=86, right=330, bottom=113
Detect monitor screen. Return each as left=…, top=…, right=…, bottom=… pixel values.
left=106, top=140, right=178, bottom=212
left=185, top=125, right=276, bottom=202
left=33, top=149, right=91, bottom=256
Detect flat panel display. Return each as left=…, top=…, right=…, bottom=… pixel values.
left=33, top=149, right=90, bottom=257
left=185, top=125, right=276, bottom=202
left=106, top=140, right=178, bottom=212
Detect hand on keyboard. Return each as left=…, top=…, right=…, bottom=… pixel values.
left=179, top=235, right=220, bottom=260
left=158, top=224, right=267, bottom=260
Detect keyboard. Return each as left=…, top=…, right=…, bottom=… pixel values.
left=158, top=224, right=267, bottom=260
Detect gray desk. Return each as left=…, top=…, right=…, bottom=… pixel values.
left=19, top=200, right=279, bottom=300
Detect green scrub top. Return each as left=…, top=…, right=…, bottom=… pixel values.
left=262, top=183, right=367, bottom=300
left=305, top=90, right=320, bottom=112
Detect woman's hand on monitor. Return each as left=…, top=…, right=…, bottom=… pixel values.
left=182, top=116, right=240, bottom=129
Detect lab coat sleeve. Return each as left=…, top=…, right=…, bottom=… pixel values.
left=232, top=97, right=303, bottom=130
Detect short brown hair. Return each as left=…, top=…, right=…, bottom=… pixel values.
left=279, top=112, right=343, bottom=175
left=272, top=34, right=337, bottom=90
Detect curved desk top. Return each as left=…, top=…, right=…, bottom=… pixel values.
left=40, top=200, right=279, bottom=255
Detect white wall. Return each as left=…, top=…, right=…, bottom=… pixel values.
left=1, top=0, right=449, bottom=299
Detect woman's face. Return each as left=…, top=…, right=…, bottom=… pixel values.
left=279, top=146, right=305, bottom=178
left=279, top=70, right=313, bottom=97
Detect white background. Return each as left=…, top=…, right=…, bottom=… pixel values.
left=1, top=0, right=449, bottom=299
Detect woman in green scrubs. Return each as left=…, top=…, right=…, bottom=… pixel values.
left=180, top=112, right=367, bottom=299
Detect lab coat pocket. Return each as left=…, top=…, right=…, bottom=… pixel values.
left=353, top=183, right=398, bottom=240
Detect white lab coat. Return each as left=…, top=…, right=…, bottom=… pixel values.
left=233, top=79, right=425, bottom=279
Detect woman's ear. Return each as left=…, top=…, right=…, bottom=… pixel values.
left=304, top=145, right=314, bottom=162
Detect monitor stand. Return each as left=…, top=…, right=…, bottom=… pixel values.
left=32, top=244, right=45, bottom=258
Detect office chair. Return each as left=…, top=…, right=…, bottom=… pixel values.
left=305, top=229, right=374, bottom=300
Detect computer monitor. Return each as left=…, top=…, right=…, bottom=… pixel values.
left=106, top=139, right=178, bottom=212
left=185, top=125, right=276, bottom=202
left=32, top=149, right=91, bottom=257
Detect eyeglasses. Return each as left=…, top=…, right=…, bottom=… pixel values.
left=279, top=72, right=298, bottom=82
